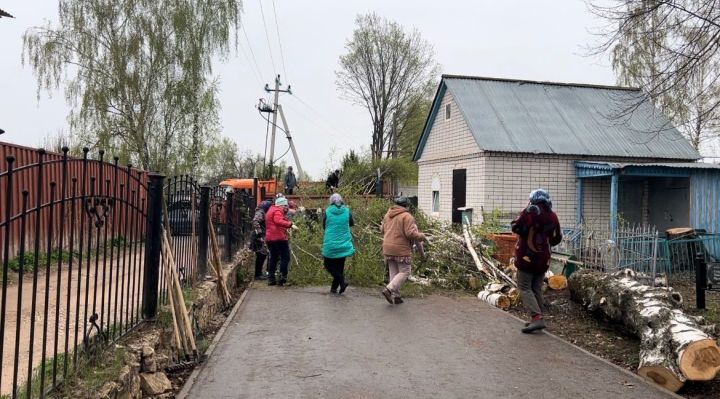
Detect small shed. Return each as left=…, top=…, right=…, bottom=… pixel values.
left=413, top=75, right=712, bottom=233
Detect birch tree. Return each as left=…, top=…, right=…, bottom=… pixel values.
left=591, top=0, right=720, bottom=150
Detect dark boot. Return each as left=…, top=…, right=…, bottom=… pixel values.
left=268, top=279, right=277, bottom=286
left=381, top=288, right=393, bottom=304
left=278, top=277, right=287, bottom=286
left=338, top=282, right=348, bottom=294
left=393, top=296, right=404, bottom=304
left=521, top=318, right=546, bottom=334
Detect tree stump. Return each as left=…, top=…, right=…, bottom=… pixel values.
left=569, top=269, right=720, bottom=392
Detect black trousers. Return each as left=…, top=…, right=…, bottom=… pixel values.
left=267, top=241, right=290, bottom=281
left=324, top=256, right=346, bottom=291
left=254, top=252, right=267, bottom=277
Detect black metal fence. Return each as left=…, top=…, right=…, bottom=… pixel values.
left=0, top=149, right=253, bottom=398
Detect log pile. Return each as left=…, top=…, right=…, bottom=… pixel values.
left=569, top=268, right=720, bottom=392
left=460, top=224, right=519, bottom=310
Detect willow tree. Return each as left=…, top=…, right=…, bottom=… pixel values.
left=23, top=0, right=241, bottom=172
left=336, top=12, right=439, bottom=160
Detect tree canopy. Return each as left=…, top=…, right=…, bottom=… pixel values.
left=336, top=12, right=439, bottom=160
left=591, top=0, right=720, bottom=151
left=23, top=0, right=242, bottom=173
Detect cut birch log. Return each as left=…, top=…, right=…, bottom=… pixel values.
left=569, top=269, right=720, bottom=392
left=547, top=275, right=568, bottom=290
left=477, top=290, right=511, bottom=310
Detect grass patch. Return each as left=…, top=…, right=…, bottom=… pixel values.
left=8, top=249, right=79, bottom=273
left=0, top=354, right=71, bottom=399
left=54, top=346, right=127, bottom=397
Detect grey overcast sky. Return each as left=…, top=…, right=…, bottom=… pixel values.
left=0, top=0, right=621, bottom=178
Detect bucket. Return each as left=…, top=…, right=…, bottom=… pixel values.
left=490, top=233, right=517, bottom=265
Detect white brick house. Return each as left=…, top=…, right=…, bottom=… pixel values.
left=413, top=75, right=701, bottom=230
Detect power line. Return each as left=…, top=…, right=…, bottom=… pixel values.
left=257, top=0, right=277, bottom=75
left=241, top=21, right=264, bottom=81
left=271, top=0, right=288, bottom=80
left=289, top=94, right=350, bottom=139
left=237, top=34, right=264, bottom=86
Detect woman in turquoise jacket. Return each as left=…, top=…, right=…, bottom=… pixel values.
left=322, top=193, right=355, bottom=294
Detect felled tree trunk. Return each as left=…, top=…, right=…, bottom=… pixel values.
left=569, top=269, right=720, bottom=392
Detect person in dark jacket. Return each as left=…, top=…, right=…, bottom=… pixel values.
left=284, top=166, right=297, bottom=195
left=511, top=189, right=562, bottom=333
left=321, top=193, right=355, bottom=294
left=265, top=197, right=296, bottom=286
left=250, top=200, right=272, bottom=280
left=325, top=169, right=340, bottom=193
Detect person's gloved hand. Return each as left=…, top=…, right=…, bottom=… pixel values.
left=291, top=224, right=299, bottom=231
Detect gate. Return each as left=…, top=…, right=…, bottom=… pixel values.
left=0, top=147, right=162, bottom=398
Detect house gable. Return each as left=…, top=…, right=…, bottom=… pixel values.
left=414, top=85, right=480, bottom=162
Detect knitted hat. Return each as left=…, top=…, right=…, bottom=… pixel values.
left=529, top=189, right=551, bottom=205
left=275, top=197, right=289, bottom=207
left=329, top=193, right=343, bottom=206
left=259, top=200, right=272, bottom=212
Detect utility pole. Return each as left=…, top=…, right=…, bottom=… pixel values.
left=262, top=74, right=303, bottom=181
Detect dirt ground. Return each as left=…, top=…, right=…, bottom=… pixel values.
left=507, top=275, right=720, bottom=399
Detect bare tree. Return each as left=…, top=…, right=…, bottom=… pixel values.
left=590, top=0, right=720, bottom=150
left=336, top=12, right=439, bottom=160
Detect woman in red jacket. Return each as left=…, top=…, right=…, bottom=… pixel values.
left=265, top=197, right=296, bottom=286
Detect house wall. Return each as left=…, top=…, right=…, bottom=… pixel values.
left=417, top=91, right=484, bottom=221
left=691, top=170, right=720, bottom=235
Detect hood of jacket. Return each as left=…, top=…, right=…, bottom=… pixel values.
left=327, top=204, right=346, bottom=215
left=386, top=205, right=408, bottom=219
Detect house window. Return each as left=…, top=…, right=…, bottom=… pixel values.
left=431, top=191, right=440, bottom=213
left=445, top=103, right=451, bottom=120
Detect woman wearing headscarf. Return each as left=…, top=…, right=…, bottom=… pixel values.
left=265, top=197, right=297, bottom=286
left=250, top=200, right=272, bottom=280
left=321, top=193, right=355, bottom=294
left=511, top=189, right=562, bottom=333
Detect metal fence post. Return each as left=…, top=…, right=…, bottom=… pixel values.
left=695, top=249, right=707, bottom=310
left=142, top=173, right=164, bottom=320
left=198, top=186, right=210, bottom=277
left=225, top=191, right=234, bottom=261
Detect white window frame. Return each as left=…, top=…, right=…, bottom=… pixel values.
left=431, top=190, right=440, bottom=213
left=445, top=103, right=451, bottom=120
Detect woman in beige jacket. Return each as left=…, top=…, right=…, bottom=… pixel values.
left=380, top=197, right=425, bottom=304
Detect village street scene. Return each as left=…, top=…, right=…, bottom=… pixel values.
left=1, top=1, right=720, bottom=398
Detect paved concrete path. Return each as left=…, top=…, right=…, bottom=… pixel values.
left=185, top=286, right=677, bottom=399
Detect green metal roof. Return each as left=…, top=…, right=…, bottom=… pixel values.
left=414, top=75, right=701, bottom=161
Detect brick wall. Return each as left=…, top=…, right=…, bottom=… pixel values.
left=417, top=90, right=483, bottom=220
left=418, top=155, right=484, bottom=221
left=417, top=92, right=480, bottom=161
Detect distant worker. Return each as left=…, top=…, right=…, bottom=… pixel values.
left=250, top=200, right=272, bottom=280
left=326, top=169, right=340, bottom=193
left=380, top=197, right=425, bottom=305
left=284, top=166, right=297, bottom=195
left=511, top=189, right=562, bottom=334
left=321, top=193, right=355, bottom=294
left=265, top=196, right=298, bottom=286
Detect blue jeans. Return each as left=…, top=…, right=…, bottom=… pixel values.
left=267, top=241, right=290, bottom=281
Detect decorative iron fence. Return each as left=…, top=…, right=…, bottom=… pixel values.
left=0, top=148, right=152, bottom=398
left=0, top=146, right=253, bottom=398
left=557, top=223, right=664, bottom=275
